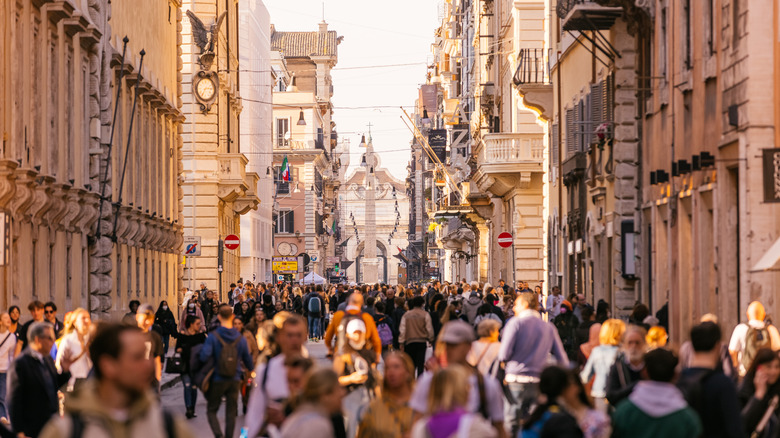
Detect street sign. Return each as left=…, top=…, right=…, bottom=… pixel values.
left=224, top=234, right=240, bottom=250
left=183, top=236, right=201, bottom=256
left=497, top=232, right=513, bottom=248
left=273, top=257, right=298, bottom=273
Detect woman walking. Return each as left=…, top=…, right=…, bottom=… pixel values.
left=155, top=300, right=177, bottom=356
left=177, top=315, right=207, bottom=419
left=55, top=308, right=93, bottom=391
left=357, top=352, right=415, bottom=438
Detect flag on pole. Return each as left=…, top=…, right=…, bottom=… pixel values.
left=281, top=155, right=290, bottom=182
left=331, top=219, right=336, bottom=234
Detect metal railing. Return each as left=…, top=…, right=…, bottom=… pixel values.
left=513, top=48, right=551, bottom=85
left=557, top=0, right=588, bottom=19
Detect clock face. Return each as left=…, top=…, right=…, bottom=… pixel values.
left=196, top=77, right=215, bottom=101
left=278, top=242, right=291, bottom=256
left=290, top=243, right=298, bottom=255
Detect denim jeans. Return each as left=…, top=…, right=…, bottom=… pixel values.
left=0, top=372, right=7, bottom=419
left=161, top=334, right=170, bottom=357
left=505, top=381, right=539, bottom=437
left=308, top=315, right=321, bottom=339
left=181, top=373, right=198, bottom=410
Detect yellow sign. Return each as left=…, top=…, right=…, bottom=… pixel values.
left=273, top=257, right=298, bottom=273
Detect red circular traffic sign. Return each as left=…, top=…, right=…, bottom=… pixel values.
left=224, top=234, right=240, bottom=250
left=497, top=232, right=513, bottom=248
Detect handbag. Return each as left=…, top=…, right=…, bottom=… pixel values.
left=165, top=353, right=185, bottom=374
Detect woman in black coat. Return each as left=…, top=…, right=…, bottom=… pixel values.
left=154, top=300, right=177, bottom=356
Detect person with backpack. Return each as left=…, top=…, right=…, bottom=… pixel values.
left=304, top=288, right=324, bottom=342
left=198, top=304, right=253, bottom=438
left=677, top=322, right=742, bottom=438
left=729, top=301, right=780, bottom=377
left=39, top=323, right=194, bottom=438
left=324, top=293, right=382, bottom=361
left=373, top=302, right=395, bottom=355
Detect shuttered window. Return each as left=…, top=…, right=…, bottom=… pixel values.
left=551, top=122, right=559, bottom=166
left=276, top=210, right=295, bottom=234
left=565, top=108, right=575, bottom=157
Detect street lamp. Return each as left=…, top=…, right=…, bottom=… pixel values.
left=297, top=108, right=306, bottom=126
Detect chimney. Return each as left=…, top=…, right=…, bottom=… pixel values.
left=318, top=21, right=328, bottom=33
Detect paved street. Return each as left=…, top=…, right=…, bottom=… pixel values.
left=162, top=341, right=330, bottom=437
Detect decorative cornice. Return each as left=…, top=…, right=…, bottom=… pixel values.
left=30, top=175, right=56, bottom=226
left=47, top=183, right=71, bottom=232
left=9, top=168, right=38, bottom=222
left=0, top=160, right=19, bottom=208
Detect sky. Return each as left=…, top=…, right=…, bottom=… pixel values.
left=264, top=0, right=442, bottom=180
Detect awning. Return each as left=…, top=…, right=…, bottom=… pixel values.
left=751, top=237, right=780, bottom=272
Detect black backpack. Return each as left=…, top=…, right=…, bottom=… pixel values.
left=214, top=332, right=240, bottom=378
left=677, top=368, right=715, bottom=414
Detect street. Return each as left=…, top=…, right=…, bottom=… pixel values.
left=162, top=341, right=330, bottom=437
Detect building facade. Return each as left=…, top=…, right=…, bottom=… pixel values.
left=0, top=0, right=184, bottom=317
left=181, top=0, right=259, bottom=299
left=340, top=141, right=410, bottom=285
left=238, top=0, right=274, bottom=284
left=271, top=22, right=341, bottom=281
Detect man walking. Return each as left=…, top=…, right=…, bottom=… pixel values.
left=19, top=301, right=45, bottom=350
left=728, top=301, right=780, bottom=377
left=122, top=300, right=141, bottom=326
left=40, top=323, right=194, bottom=438
left=678, top=322, right=742, bottom=438
left=324, top=293, right=381, bottom=360
left=8, top=322, right=71, bottom=438
left=245, top=315, right=307, bottom=438
left=399, top=297, right=433, bottom=377
left=303, top=288, right=324, bottom=342
left=199, top=305, right=253, bottom=438
left=43, top=302, right=64, bottom=339
left=136, top=304, right=164, bottom=390
left=498, top=292, right=569, bottom=436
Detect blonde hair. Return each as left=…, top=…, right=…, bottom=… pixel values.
left=62, top=308, right=89, bottom=337
left=427, top=365, right=470, bottom=414
left=301, top=367, right=340, bottom=404
left=293, top=287, right=303, bottom=297
left=599, top=319, right=626, bottom=346
left=646, top=326, right=668, bottom=348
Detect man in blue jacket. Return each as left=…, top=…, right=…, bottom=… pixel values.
left=199, top=304, right=253, bottom=438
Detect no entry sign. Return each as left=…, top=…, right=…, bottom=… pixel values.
left=497, top=232, right=513, bottom=248
left=224, top=234, right=240, bottom=250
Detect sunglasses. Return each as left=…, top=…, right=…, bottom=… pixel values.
left=44, top=310, right=55, bottom=314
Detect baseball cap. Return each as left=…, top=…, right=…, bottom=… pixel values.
left=438, top=320, right=475, bottom=344
left=346, top=318, right=366, bottom=335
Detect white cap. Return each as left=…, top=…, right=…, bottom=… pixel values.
left=346, top=318, right=366, bottom=335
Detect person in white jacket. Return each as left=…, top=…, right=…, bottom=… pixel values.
left=55, top=308, right=92, bottom=390
left=410, top=365, right=497, bottom=438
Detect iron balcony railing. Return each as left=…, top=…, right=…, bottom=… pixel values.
left=557, top=0, right=586, bottom=19
left=513, top=48, right=551, bottom=85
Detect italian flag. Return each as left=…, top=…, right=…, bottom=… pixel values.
left=281, top=155, right=290, bottom=182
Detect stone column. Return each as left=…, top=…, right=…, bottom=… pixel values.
left=363, top=144, right=378, bottom=284
left=611, top=20, right=641, bottom=313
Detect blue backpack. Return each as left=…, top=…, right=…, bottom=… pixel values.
left=308, top=295, right=322, bottom=314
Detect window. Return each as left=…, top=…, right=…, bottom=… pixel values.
left=565, top=108, right=575, bottom=157
left=276, top=118, right=289, bottom=148
left=682, top=0, right=692, bottom=68
left=275, top=165, right=291, bottom=194
left=704, top=0, right=714, bottom=56
left=275, top=210, right=294, bottom=234
left=551, top=122, right=559, bottom=167
left=660, top=6, right=668, bottom=77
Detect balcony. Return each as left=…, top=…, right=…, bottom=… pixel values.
left=217, top=154, right=256, bottom=206
left=556, top=0, right=622, bottom=32
left=473, top=133, right=545, bottom=197
left=513, top=48, right=553, bottom=120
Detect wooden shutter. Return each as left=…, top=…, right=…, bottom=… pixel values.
left=591, top=82, right=603, bottom=144
left=551, top=122, right=559, bottom=165
left=605, top=74, right=614, bottom=122
left=565, top=108, right=575, bottom=157
left=287, top=210, right=295, bottom=234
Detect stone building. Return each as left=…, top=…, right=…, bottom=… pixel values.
left=412, top=0, right=548, bottom=287
left=180, top=0, right=259, bottom=299
left=545, top=0, right=642, bottom=316
left=0, top=0, right=184, bottom=317
left=238, top=0, right=274, bottom=284
left=270, top=22, right=341, bottom=281
left=339, top=140, right=410, bottom=285
left=637, top=0, right=780, bottom=337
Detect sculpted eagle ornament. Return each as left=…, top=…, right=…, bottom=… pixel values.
left=186, top=9, right=227, bottom=69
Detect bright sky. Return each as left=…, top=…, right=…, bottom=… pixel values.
left=264, top=0, right=441, bottom=180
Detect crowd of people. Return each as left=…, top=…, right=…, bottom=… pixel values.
left=0, top=279, right=778, bottom=437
